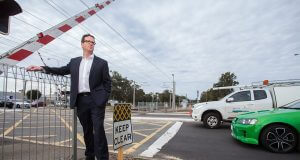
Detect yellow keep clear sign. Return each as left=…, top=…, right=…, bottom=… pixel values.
left=113, top=103, right=133, bottom=150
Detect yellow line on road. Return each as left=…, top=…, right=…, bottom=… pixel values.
left=4, top=135, right=71, bottom=147
left=17, top=126, right=65, bottom=128
left=50, top=109, right=85, bottom=145
left=55, top=138, right=72, bottom=145
left=17, top=135, right=56, bottom=138
left=133, top=128, right=160, bottom=132
left=133, top=131, right=148, bottom=137
left=105, top=122, right=113, bottom=126
left=105, top=126, right=113, bottom=131
left=124, top=121, right=172, bottom=154
left=133, top=121, right=164, bottom=127
left=0, top=109, right=36, bottom=137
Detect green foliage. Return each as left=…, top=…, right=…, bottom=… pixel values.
left=110, top=71, right=186, bottom=103
left=26, top=89, right=42, bottom=101
left=200, top=72, right=239, bottom=102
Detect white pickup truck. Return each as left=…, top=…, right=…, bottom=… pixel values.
left=192, top=83, right=300, bottom=129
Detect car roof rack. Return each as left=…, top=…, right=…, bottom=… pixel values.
left=213, top=79, right=300, bottom=90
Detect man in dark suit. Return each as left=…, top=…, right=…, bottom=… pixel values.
left=27, top=34, right=111, bottom=160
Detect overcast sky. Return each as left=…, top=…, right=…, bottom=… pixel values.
left=0, top=0, right=300, bottom=99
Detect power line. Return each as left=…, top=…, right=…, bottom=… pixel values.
left=79, top=0, right=172, bottom=81
left=13, top=12, right=153, bottom=83
left=43, top=0, right=165, bottom=83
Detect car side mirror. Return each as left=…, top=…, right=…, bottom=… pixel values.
left=226, top=97, right=234, bottom=103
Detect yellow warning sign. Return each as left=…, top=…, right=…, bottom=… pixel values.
left=113, top=103, right=131, bottom=122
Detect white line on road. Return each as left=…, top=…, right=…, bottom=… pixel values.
left=132, top=117, right=194, bottom=122
left=140, top=121, right=183, bottom=158
left=146, top=112, right=189, bottom=116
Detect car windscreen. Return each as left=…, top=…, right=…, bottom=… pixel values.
left=281, top=100, right=300, bottom=109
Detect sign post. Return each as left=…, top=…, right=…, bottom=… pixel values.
left=113, top=103, right=133, bottom=160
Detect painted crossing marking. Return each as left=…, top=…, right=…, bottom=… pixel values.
left=124, top=121, right=172, bottom=154
left=140, top=121, right=183, bottom=157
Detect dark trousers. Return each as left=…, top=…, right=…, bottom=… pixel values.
left=76, top=95, right=108, bottom=160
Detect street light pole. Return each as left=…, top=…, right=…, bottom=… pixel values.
left=172, top=74, right=176, bottom=111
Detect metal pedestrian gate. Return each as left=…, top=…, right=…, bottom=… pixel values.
left=0, top=64, right=77, bottom=160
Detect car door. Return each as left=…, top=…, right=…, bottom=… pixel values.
left=225, top=90, right=253, bottom=120
left=251, top=89, right=272, bottom=111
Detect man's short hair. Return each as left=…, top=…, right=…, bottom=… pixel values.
left=81, top=34, right=95, bottom=43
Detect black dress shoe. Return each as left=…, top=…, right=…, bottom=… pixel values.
left=85, top=156, right=95, bottom=160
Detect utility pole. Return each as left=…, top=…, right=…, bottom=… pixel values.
left=169, top=90, right=172, bottom=108
left=133, top=81, right=136, bottom=109
left=197, top=90, right=199, bottom=103
left=172, top=74, right=176, bottom=111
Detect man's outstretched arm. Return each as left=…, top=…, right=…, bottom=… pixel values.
left=26, top=62, right=71, bottom=76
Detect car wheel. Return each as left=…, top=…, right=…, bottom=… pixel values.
left=260, top=124, right=297, bottom=153
left=16, top=104, right=20, bottom=108
left=203, top=112, right=221, bottom=129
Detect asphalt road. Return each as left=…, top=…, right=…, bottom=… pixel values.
left=155, top=122, right=300, bottom=160
left=0, top=108, right=176, bottom=159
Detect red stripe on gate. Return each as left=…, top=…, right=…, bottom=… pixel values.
left=8, top=49, right=33, bottom=61
left=37, top=35, right=55, bottom=45
left=88, top=10, right=96, bottom=16
left=96, top=4, right=104, bottom=9
left=106, top=1, right=110, bottom=5
left=59, top=24, right=72, bottom=32
left=75, top=16, right=85, bottom=23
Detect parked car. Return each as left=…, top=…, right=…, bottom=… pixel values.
left=0, top=99, right=14, bottom=108
left=31, top=101, right=46, bottom=107
left=12, top=99, right=30, bottom=109
left=231, top=99, right=300, bottom=153
left=54, top=101, right=68, bottom=108
left=192, top=82, right=300, bottom=129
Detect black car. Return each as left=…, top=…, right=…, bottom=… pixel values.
left=0, top=99, right=14, bottom=108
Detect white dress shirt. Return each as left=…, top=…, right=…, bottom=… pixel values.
left=78, top=54, right=94, bottom=93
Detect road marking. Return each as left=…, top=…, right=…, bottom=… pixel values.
left=133, top=120, right=166, bottom=125
left=133, top=117, right=194, bottom=122
left=133, top=121, right=164, bottom=127
left=132, top=128, right=161, bottom=132
left=55, top=138, right=72, bottom=145
left=17, top=135, right=56, bottom=138
left=0, top=109, right=36, bottom=137
left=16, top=126, right=66, bottom=128
left=133, top=131, right=148, bottom=137
left=105, top=122, right=113, bottom=126
left=105, top=126, right=113, bottom=131
left=146, top=112, right=189, bottom=116
left=124, top=121, right=172, bottom=154
left=140, top=121, right=183, bottom=157
left=50, top=109, right=85, bottom=145
left=4, top=135, right=70, bottom=147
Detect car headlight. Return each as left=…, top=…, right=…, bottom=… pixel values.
left=237, top=118, right=257, bottom=125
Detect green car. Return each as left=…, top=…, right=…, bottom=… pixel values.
left=231, top=99, right=300, bottom=153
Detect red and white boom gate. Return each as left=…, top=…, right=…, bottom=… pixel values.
left=0, top=0, right=115, bottom=65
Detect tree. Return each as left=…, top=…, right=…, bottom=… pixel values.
left=200, top=72, right=239, bottom=102
left=26, top=89, right=42, bottom=101
left=158, top=90, right=171, bottom=102
left=110, top=71, right=189, bottom=103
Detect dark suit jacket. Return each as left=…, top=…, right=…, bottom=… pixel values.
left=43, top=55, right=111, bottom=109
